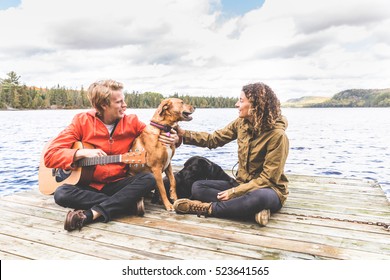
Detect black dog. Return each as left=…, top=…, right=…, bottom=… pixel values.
left=152, top=156, right=235, bottom=203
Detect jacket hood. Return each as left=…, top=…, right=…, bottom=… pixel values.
left=274, top=115, right=288, bottom=131
left=86, top=109, right=125, bottom=136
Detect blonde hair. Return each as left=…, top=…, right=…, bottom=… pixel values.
left=87, top=80, right=123, bottom=115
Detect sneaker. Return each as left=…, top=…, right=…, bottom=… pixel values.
left=173, top=198, right=211, bottom=217
left=255, top=209, right=271, bottom=226
left=64, top=210, right=87, bottom=232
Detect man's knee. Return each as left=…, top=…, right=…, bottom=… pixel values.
left=53, top=185, right=72, bottom=207
left=140, top=173, right=156, bottom=190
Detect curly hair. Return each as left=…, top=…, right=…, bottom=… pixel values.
left=87, top=79, right=123, bottom=116
left=242, top=82, right=281, bottom=131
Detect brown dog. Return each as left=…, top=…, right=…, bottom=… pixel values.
left=129, top=98, right=195, bottom=211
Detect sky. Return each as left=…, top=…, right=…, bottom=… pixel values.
left=0, top=0, right=389, bottom=101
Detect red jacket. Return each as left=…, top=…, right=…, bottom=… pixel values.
left=44, top=110, right=146, bottom=190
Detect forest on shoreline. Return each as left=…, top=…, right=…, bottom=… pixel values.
left=2, top=72, right=389, bottom=110
left=0, top=72, right=236, bottom=110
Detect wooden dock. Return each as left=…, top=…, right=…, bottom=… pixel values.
left=0, top=174, right=389, bottom=260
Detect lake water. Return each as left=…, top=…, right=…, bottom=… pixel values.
left=0, top=108, right=389, bottom=201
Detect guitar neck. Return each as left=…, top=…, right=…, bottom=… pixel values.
left=78, top=155, right=122, bottom=167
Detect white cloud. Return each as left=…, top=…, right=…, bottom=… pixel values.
left=0, top=0, right=389, bottom=101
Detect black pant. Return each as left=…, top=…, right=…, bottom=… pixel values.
left=54, top=173, right=155, bottom=222
left=191, top=180, right=282, bottom=220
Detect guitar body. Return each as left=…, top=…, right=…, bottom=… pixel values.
left=38, top=141, right=146, bottom=195
left=38, top=141, right=95, bottom=195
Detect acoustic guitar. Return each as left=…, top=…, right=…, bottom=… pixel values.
left=38, top=141, right=146, bottom=195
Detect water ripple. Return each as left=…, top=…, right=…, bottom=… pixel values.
left=0, top=108, right=389, bottom=202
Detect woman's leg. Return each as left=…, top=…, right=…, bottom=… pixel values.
left=176, top=181, right=281, bottom=222
left=191, top=179, right=237, bottom=202
left=211, top=187, right=282, bottom=219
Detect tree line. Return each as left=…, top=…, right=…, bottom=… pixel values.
left=0, top=71, right=237, bottom=110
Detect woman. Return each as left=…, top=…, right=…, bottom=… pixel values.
left=174, top=82, right=289, bottom=226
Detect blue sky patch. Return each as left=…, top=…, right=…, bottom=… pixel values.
left=0, top=0, right=21, bottom=10
left=220, top=0, right=264, bottom=17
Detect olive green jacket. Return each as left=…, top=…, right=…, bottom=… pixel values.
left=183, top=116, right=289, bottom=205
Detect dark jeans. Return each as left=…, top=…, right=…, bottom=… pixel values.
left=54, top=173, right=155, bottom=222
left=191, top=180, right=282, bottom=220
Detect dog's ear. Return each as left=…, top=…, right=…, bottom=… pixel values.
left=158, top=99, right=172, bottom=116
left=183, top=156, right=197, bottom=167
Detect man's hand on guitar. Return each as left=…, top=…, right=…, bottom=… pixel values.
left=74, top=149, right=107, bottom=161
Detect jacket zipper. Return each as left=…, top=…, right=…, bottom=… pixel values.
left=107, top=121, right=119, bottom=179
left=95, top=116, right=118, bottom=180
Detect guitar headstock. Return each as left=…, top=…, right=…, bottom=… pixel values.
left=122, top=149, right=147, bottom=167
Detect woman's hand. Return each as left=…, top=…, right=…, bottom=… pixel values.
left=176, top=125, right=185, bottom=137
left=158, top=129, right=180, bottom=146
left=217, top=190, right=230, bottom=201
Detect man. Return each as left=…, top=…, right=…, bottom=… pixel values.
left=44, top=79, right=176, bottom=231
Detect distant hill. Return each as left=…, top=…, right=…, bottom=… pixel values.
left=282, top=88, right=390, bottom=108
left=282, top=96, right=330, bottom=108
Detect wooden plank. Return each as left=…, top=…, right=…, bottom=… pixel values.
left=0, top=200, right=261, bottom=260
left=288, top=183, right=386, bottom=197
left=1, top=174, right=389, bottom=260
left=99, top=219, right=314, bottom=260
left=0, top=213, right=161, bottom=260
left=286, top=174, right=379, bottom=186
left=0, top=199, right=146, bottom=259
left=142, top=204, right=390, bottom=255
left=270, top=218, right=390, bottom=244
left=147, top=203, right=390, bottom=242
left=284, top=201, right=390, bottom=219
left=279, top=207, right=390, bottom=226
left=0, top=250, right=30, bottom=260
left=288, top=192, right=390, bottom=209
left=289, top=180, right=387, bottom=195
left=272, top=213, right=389, bottom=235
left=10, top=189, right=390, bottom=246
left=119, top=215, right=390, bottom=260
left=0, top=233, right=100, bottom=260
left=147, top=202, right=389, bottom=238
left=3, top=199, right=326, bottom=260
left=0, top=199, right=328, bottom=260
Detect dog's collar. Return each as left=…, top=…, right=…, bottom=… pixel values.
left=150, top=121, right=172, bottom=133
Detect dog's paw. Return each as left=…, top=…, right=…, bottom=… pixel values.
left=165, top=203, right=175, bottom=211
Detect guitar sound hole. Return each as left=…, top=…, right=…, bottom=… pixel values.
left=54, top=169, right=72, bottom=183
